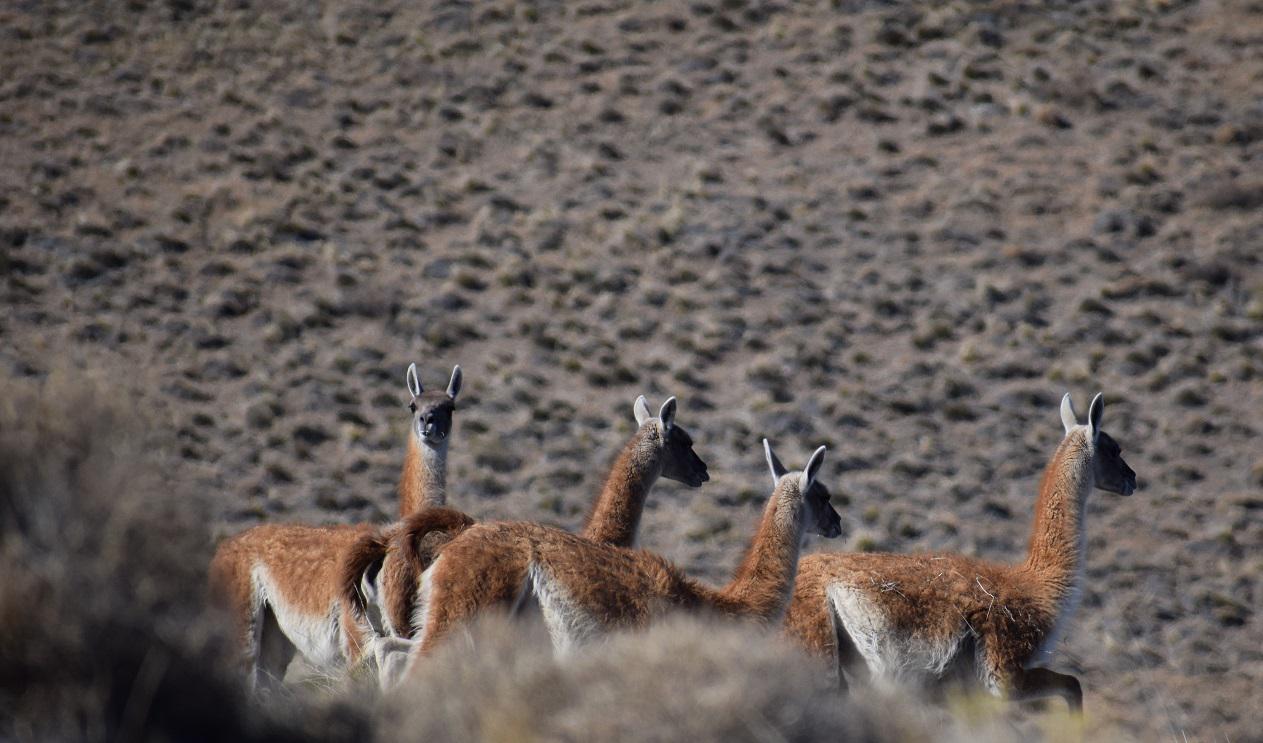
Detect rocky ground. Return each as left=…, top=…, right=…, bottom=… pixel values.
left=1, top=0, right=1260, bottom=738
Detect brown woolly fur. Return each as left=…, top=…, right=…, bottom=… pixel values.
left=718, top=490, right=807, bottom=620
left=211, top=524, right=374, bottom=621
left=390, top=508, right=477, bottom=632
left=396, top=435, right=432, bottom=518
left=785, top=400, right=1135, bottom=713
left=341, top=507, right=477, bottom=639
left=338, top=526, right=397, bottom=631
left=409, top=450, right=825, bottom=666
left=580, top=425, right=661, bottom=546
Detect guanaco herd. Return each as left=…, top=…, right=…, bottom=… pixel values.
left=210, top=362, right=1137, bottom=715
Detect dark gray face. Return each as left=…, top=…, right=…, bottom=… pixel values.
left=805, top=480, right=843, bottom=538
left=1094, top=430, right=1136, bottom=496
left=411, top=391, right=456, bottom=446
left=659, top=424, right=709, bottom=488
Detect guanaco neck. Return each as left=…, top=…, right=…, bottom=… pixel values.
left=1021, top=429, right=1095, bottom=602
left=712, top=482, right=806, bottom=623
left=580, top=424, right=663, bottom=547
left=398, top=434, right=448, bottom=517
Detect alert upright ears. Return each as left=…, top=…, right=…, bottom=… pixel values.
left=763, top=439, right=826, bottom=492
left=407, top=363, right=422, bottom=399
left=1061, top=392, right=1104, bottom=441
left=446, top=365, right=462, bottom=400
left=633, top=395, right=677, bottom=432
left=800, top=445, right=826, bottom=493
left=763, top=438, right=788, bottom=484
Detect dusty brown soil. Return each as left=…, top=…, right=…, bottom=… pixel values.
left=1, top=1, right=1260, bottom=738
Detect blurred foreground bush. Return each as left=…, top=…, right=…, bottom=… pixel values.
left=0, top=371, right=365, bottom=742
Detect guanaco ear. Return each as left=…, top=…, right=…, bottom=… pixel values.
left=1088, top=392, right=1104, bottom=440
left=633, top=395, right=652, bottom=426
left=446, top=365, right=463, bottom=400
left=658, top=397, right=677, bottom=432
left=800, top=445, right=826, bottom=493
left=406, top=363, right=422, bottom=399
left=763, top=438, right=788, bottom=485
left=1060, top=393, right=1078, bottom=435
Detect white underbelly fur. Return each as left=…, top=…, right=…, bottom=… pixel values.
left=528, top=562, right=602, bottom=654
left=409, top=559, right=438, bottom=641
left=252, top=565, right=344, bottom=670
left=827, top=583, right=965, bottom=689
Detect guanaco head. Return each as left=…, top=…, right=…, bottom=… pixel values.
left=763, top=439, right=841, bottom=538
left=1060, top=392, right=1136, bottom=496
left=633, top=395, right=710, bottom=487
left=406, top=363, right=462, bottom=446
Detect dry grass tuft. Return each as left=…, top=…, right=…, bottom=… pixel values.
left=384, top=613, right=1073, bottom=743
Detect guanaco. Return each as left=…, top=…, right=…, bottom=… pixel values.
left=784, top=393, right=1136, bottom=713
left=208, top=364, right=461, bottom=688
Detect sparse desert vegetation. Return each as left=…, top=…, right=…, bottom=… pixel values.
left=1, top=0, right=1260, bottom=740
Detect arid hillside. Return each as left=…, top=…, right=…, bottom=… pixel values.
left=1, top=1, right=1260, bottom=739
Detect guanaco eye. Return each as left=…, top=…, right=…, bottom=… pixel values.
left=408, top=401, right=417, bottom=413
